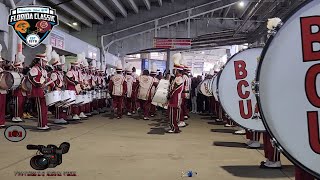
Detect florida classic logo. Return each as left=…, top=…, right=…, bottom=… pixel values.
left=8, top=6, right=58, bottom=48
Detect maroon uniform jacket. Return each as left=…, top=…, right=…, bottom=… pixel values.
left=168, top=74, right=184, bottom=108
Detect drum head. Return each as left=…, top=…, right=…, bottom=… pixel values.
left=3, top=72, right=14, bottom=90
left=256, top=0, right=320, bottom=177
left=199, top=79, right=213, bottom=96
left=218, top=48, right=265, bottom=131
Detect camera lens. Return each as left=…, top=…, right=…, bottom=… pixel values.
left=30, top=155, right=49, bottom=170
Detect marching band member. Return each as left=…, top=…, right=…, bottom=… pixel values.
left=95, top=61, right=103, bottom=113
left=89, top=60, right=97, bottom=115
left=125, top=64, right=134, bottom=116
left=11, top=52, right=26, bottom=122
left=78, top=53, right=88, bottom=119
left=109, top=61, right=127, bottom=119
left=91, top=61, right=99, bottom=115
left=137, top=69, right=157, bottom=120
left=49, top=51, right=68, bottom=124
left=167, top=53, right=184, bottom=133
left=131, top=67, right=138, bottom=114
left=179, top=64, right=191, bottom=127
left=28, top=45, right=54, bottom=130
left=83, top=59, right=92, bottom=116
left=149, top=64, right=159, bottom=117
left=66, top=55, right=81, bottom=120
left=0, top=44, right=7, bottom=128
left=100, top=63, right=107, bottom=112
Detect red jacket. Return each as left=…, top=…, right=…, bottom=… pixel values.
left=168, top=75, right=184, bottom=108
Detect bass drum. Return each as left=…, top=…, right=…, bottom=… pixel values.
left=218, top=48, right=265, bottom=132
left=199, top=78, right=213, bottom=96
left=256, top=0, right=320, bottom=177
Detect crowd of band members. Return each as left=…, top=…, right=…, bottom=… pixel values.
left=0, top=45, right=108, bottom=130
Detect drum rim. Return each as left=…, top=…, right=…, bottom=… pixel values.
left=217, top=47, right=265, bottom=132
left=211, top=74, right=219, bottom=101
left=254, top=0, right=319, bottom=178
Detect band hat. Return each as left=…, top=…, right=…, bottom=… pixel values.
left=172, top=52, right=184, bottom=70
left=125, top=63, right=132, bottom=72
left=90, top=59, right=96, bottom=70
left=60, top=55, right=66, bottom=65
left=100, top=63, right=106, bottom=72
left=116, top=61, right=123, bottom=71
left=36, top=53, right=48, bottom=62
left=83, top=58, right=89, bottom=68
left=50, top=50, right=61, bottom=66
left=209, top=68, right=214, bottom=75
left=14, top=52, right=25, bottom=68
left=0, top=44, right=3, bottom=62
left=96, top=61, right=101, bottom=71
left=151, top=63, right=157, bottom=74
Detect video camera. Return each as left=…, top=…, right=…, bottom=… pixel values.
left=26, top=142, right=70, bottom=170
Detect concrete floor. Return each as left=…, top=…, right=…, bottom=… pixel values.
left=0, top=112, right=294, bottom=180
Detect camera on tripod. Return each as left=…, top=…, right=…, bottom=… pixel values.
left=27, top=142, right=70, bottom=170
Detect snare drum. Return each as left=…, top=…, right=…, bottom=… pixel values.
left=92, top=90, right=97, bottom=100
left=60, top=90, right=71, bottom=103
left=97, top=90, right=102, bottom=99
left=256, top=1, right=320, bottom=177
left=63, top=90, right=76, bottom=107
left=21, top=77, right=32, bottom=92
left=75, top=95, right=84, bottom=105
left=218, top=48, right=265, bottom=132
left=45, top=91, right=62, bottom=106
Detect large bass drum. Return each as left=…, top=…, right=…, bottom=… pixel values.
left=256, top=0, right=320, bottom=177
left=218, top=48, right=265, bottom=132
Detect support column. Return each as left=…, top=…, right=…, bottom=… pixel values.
left=166, top=49, right=170, bottom=74
left=155, top=19, right=159, bottom=38
left=187, top=10, right=192, bottom=38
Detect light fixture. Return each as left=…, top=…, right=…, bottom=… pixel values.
left=72, top=22, right=78, bottom=26
left=239, top=1, right=245, bottom=7
left=201, top=51, right=205, bottom=54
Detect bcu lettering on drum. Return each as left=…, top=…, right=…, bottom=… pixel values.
left=256, top=0, right=320, bottom=177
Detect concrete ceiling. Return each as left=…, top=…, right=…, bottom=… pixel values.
left=8, top=0, right=307, bottom=55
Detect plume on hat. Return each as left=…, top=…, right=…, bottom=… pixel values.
left=172, top=53, right=182, bottom=65
left=267, top=17, right=282, bottom=30
left=45, top=44, right=52, bottom=61
left=60, top=55, right=65, bottom=65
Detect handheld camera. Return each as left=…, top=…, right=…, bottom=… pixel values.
left=27, top=142, right=70, bottom=170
